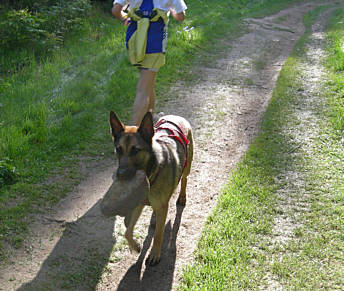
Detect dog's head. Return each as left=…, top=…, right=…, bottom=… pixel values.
left=109, top=111, right=154, bottom=180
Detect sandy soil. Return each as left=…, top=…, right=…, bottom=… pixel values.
left=0, top=1, right=339, bottom=290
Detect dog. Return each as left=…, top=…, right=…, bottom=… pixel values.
left=108, top=111, right=193, bottom=266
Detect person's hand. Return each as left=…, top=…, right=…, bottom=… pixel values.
left=112, top=3, right=130, bottom=26
left=123, top=17, right=131, bottom=26
left=170, top=9, right=185, bottom=21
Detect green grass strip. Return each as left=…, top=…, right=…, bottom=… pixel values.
left=0, top=0, right=306, bottom=256
left=179, top=5, right=344, bottom=290
left=326, top=8, right=344, bottom=132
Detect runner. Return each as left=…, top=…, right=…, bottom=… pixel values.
left=112, top=0, right=187, bottom=125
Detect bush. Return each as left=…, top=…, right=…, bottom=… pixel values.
left=0, top=0, right=92, bottom=72
left=0, top=8, right=59, bottom=52
left=42, top=0, right=92, bottom=39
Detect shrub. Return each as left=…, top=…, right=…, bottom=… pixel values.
left=0, top=0, right=92, bottom=72
left=0, top=8, right=58, bottom=72
left=0, top=8, right=58, bottom=52
left=42, top=0, right=92, bottom=40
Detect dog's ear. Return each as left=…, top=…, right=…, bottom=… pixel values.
left=138, top=112, right=154, bottom=144
left=110, top=111, right=124, bottom=140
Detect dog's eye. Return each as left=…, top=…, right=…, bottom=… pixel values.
left=115, top=146, right=123, bottom=155
left=129, top=146, right=140, bottom=156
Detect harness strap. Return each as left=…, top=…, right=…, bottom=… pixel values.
left=154, top=119, right=189, bottom=168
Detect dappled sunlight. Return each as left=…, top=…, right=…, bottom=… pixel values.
left=2, top=1, right=341, bottom=290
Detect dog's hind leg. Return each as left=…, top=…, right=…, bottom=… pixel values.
left=177, top=129, right=194, bottom=206
left=177, top=176, right=188, bottom=206
left=125, top=204, right=144, bottom=253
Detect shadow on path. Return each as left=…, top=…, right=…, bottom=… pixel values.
left=117, top=204, right=184, bottom=291
left=18, top=201, right=116, bottom=290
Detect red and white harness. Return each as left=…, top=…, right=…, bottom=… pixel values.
left=154, top=119, right=190, bottom=168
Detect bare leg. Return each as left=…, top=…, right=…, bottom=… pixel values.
left=131, top=69, right=157, bottom=125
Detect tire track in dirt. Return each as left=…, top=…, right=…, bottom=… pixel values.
left=0, top=1, right=337, bottom=290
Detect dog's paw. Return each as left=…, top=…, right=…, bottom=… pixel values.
left=129, top=240, right=141, bottom=253
left=127, top=241, right=141, bottom=254
left=146, top=249, right=161, bottom=266
left=125, top=232, right=141, bottom=253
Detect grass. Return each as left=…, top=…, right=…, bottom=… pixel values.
left=326, top=8, right=344, bottom=132
left=179, top=4, right=344, bottom=290
left=0, top=0, right=306, bottom=257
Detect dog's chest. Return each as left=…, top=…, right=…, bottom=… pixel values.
left=149, top=138, right=185, bottom=193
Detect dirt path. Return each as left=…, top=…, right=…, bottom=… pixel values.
left=260, top=6, right=343, bottom=289
left=0, top=1, right=339, bottom=290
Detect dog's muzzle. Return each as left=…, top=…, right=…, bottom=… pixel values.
left=116, top=167, right=137, bottom=180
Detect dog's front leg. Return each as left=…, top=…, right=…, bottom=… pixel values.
left=146, top=204, right=168, bottom=266
left=125, top=204, right=144, bottom=253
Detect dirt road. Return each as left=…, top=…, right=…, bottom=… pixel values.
left=0, top=1, right=339, bottom=290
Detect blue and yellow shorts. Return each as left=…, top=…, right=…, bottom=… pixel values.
left=125, top=17, right=167, bottom=71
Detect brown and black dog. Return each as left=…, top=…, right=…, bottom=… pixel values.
left=107, top=111, right=193, bottom=266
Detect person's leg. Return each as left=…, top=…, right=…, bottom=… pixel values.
left=131, top=69, right=157, bottom=125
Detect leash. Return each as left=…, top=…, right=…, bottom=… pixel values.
left=154, top=119, right=190, bottom=168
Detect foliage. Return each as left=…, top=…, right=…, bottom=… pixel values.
left=0, top=158, right=18, bottom=188
left=2, top=0, right=109, bottom=10
left=0, top=8, right=58, bottom=51
left=41, top=0, right=92, bottom=39
left=0, top=0, right=91, bottom=73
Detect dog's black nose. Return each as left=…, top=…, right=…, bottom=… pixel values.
left=117, top=168, right=125, bottom=175
left=117, top=167, right=136, bottom=180
left=117, top=168, right=126, bottom=178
